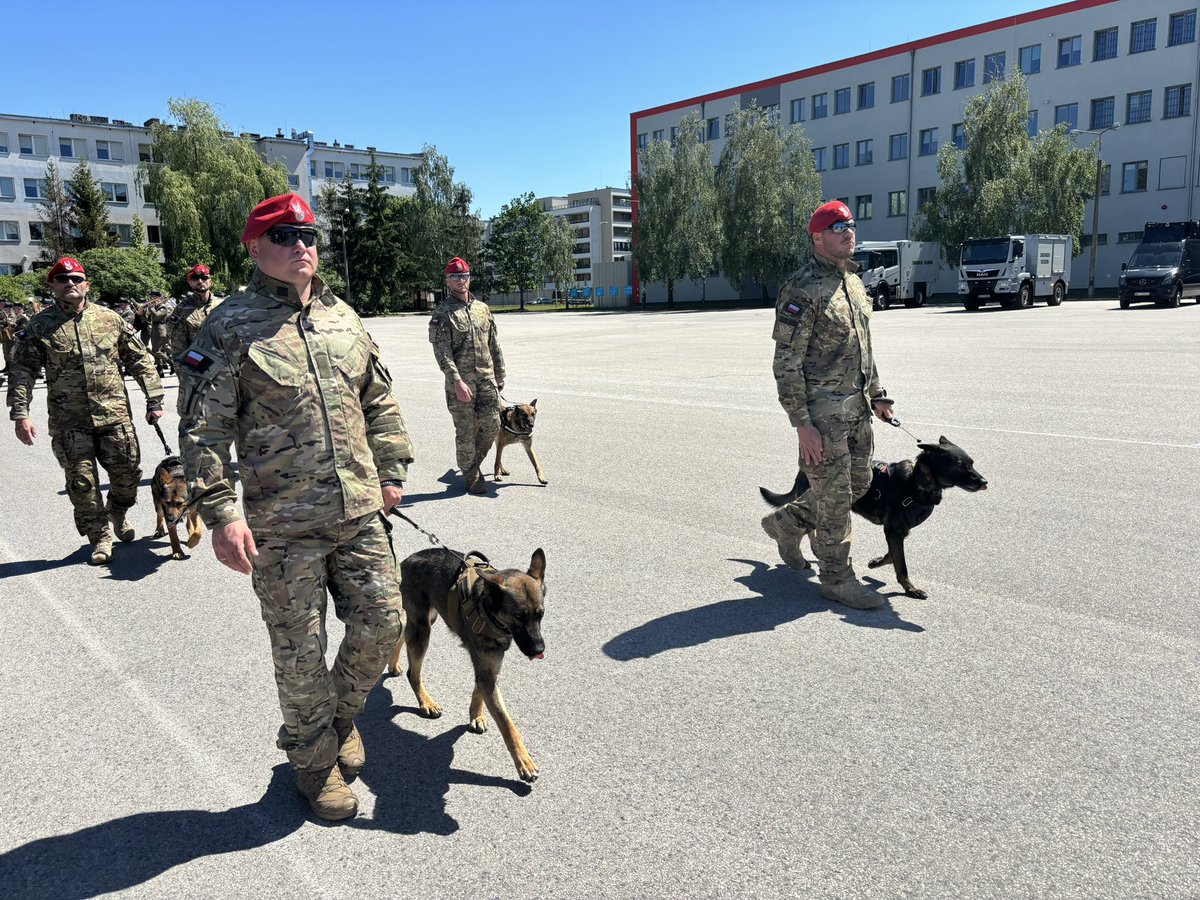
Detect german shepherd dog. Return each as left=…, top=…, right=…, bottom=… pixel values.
left=151, top=456, right=203, bottom=560
left=388, top=546, right=547, bottom=782
left=760, top=436, right=988, bottom=599
left=494, top=400, right=548, bottom=485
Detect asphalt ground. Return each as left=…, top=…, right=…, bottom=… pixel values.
left=1, top=297, right=1197, bottom=899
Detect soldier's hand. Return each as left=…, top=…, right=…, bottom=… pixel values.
left=797, top=424, right=824, bottom=466
left=213, top=521, right=258, bottom=575
left=146, top=409, right=164, bottom=424
left=496, top=378, right=505, bottom=392
left=454, top=379, right=473, bottom=402
left=872, top=399, right=895, bottom=423
left=14, top=419, right=36, bottom=446
left=381, top=483, right=404, bottom=515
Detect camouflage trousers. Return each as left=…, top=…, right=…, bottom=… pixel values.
left=150, top=331, right=172, bottom=372
left=250, top=512, right=404, bottom=772
left=50, top=424, right=142, bottom=538
left=768, top=414, right=873, bottom=584
left=444, top=378, right=499, bottom=486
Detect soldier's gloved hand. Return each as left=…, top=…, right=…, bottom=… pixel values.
left=454, top=379, right=473, bottom=403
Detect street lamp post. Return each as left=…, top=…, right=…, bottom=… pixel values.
left=1071, top=122, right=1121, bottom=298
left=340, top=206, right=352, bottom=307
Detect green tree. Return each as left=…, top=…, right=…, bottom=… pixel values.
left=36, top=160, right=76, bottom=261
left=715, top=105, right=823, bottom=302
left=634, top=112, right=721, bottom=306
left=487, top=192, right=556, bottom=310
left=78, top=246, right=168, bottom=303
left=914, top=70, right=1095, bottom=264
left=411, top=145, right=483, bottom=293
left=143, top=98, right=289, bottom=286
left=67, top=161, right=117, bottom=252
left=543, top=216, right=575, bottom=303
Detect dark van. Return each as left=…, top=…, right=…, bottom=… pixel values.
left=1118, top=221, right=1200, bottom=308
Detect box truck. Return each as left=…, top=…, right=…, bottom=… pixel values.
left=958, top=234, right=1071, bottom=310
left=851, top=240, right=956, bottom=310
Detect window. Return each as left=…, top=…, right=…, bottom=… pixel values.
left=921, top=66, right=941, bottom=96
left=1079, top=233, right=1108, bottom=247
left=1118, top=230, right=1144, bottom=243
left=24, top=178, right=46, bottom=200
left=19, top=134, right=48, bottom=156
left=917, top=187, right=937, bottom=210
left=637, top=133, right=648, bottom=150
left=1091, top=96, right=1116, bottom=129
left=138, top=143, right=153, bottom=162
left=951, top=123, right=966, bottom=149
left=0, top=132, right=7, bottom=153
left=1169, top=10, right=1196, bottom=45
left=812, top=147, right=827, bottom=171
left=0, top=177, right=13, bottom=200
left=349, top=163, right=364, bottom=180
left=857, top=82, right=874, bottom=109
left=855, top=195, right=873, bottom=220
left=324, top=161, right=344, bottom=179
left=29, top=222, right=45, bottom=242
left=287, top=174, right=300, bottom=188
left=891, top=74, right=910, bottom=103
left=919, top=128, right=939, bottom=156
left=146, top=225, right=161, bottom=244
left=1121, top=160, right=1148, bottom=192
left=1094, top=26, right=1118, bottom=60
left=1055, top=103, right=1079, bottom=130
left=983, top=52, right=1006, bottom=82
left=833, top=143, right=849, bottom=169
left=1165, top=83, right=1192, bottom=118
left=58, top=137, right=86, bottom=159
left=1028, top=109, right=1039, bottom=136
left=100, top=182, right=129, bottom=203
left=1099, top=163, right=1112, bottom=195
left=834, top=88, right=851, bottom=114
left=108, top=224, right=133, bottom=245
left=401, top=167, right=414, bottom=185
left=142, top=181, right=157, bottom=205
left=1127, top=90, right=1153, bottom=124
left=1130, top=18, right=1157, bottom=53
left=0, top=221, right=17, bottom=242
left=888, top=133, right=908, bottom=161
left=1058, top=35, right=1082, bottom=67
left=308, top=159, right=317, bottom=177
left=790, top=97, right=806, bottom=123
left=1019, top=44, right=1042, bottom=74
left=652, top=129, right=664, bottom=142
left=762, top=103, right=780, bottom=126
left=669, top=126, right=679, bottom=144
left=95, top=140, right=124, bottom=162
left=853, top=139, right=872, bottom=166
left=381, top=166, right=396, bottom=183
left=954, top=59, right=975, bottom=89
left=812, top=93, right=828, bottom=118
left=888, top=190, right=907, bottom=217
left=706, top=117, right=719, bottom=141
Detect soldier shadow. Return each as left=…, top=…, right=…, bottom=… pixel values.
left=0, top=545, right=91, bottom=579
left=101, top=537, right=177, bottom=582
left=401, top=469, right=468, bottom=504
left=349, top=681, right=531, bottom=836
left=0, top=764, right=306, bottom=900
left=603, top=557, right=922, bottom=661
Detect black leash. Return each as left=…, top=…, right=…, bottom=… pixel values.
left=877, top=397, right=922, bottom=443
left=152, top=418, right=174, bottom=455
left=388, top=507, right=487, bottom=571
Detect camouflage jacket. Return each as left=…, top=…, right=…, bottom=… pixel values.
left=5, top=298, right=164, bottom=431
left=177, top=269, right=414, bottom=535
left=428, top=293, right=505, bottom=384
left=771, top=254, right=884, bottom=428
left=168, top=292, right=222, bottom=362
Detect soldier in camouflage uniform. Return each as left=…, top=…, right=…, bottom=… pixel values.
left=143, top=290, right=175, bottom=377
left=6, top=258, right=164, bottom=565
left=1, top=301, right=30, bottom=385
left=177, top=194, right=414, bottom=822
left=762, top=201, right=897, bottom=611
left=167, top=264, right=221, bottom=380
left=428, top=257, right=505, bottom=494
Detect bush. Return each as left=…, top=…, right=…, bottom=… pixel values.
left=77, top=246, right=168, bottom=302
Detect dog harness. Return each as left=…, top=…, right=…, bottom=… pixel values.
left=499, top=405, right=532, bottom=437
left=447, top=553, right=509, bottom=638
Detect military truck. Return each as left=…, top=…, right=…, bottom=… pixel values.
left=958, top=234, right=1071, bottom=310
left=851, top=240, right=955, bottom=310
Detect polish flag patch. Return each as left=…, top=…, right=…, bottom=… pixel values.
left=785, top=302, right=801, bottom=314
left=182, top=349, right=213, bottom=372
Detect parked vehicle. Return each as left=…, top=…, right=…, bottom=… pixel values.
left=851, top=240, right=956, bottom=310
left=958, top=234, right=1071, bottom=310
left=1117, top=221, right=1200, bottom=308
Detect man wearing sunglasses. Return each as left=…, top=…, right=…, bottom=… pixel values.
left=762, top=200, right=896, bottom=611
left=167, top=264, right=222, bottom=382
left=6, top=257, right=164, bottom=566
left=176, top=193, right=414, bottom=821
left=428, top=256, right=506, bottom=494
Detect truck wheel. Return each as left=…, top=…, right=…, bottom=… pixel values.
left=1119, top=295, right=1130, bottom=309
left=964, top=298, right=981, bottom=311
left=1047, top=281, right=1064, bottom=306
left=1168, top=285, right=1182, bottom=308
left=1015, top=283, right=1032, bottom=309
left=876, top=286, right=891, bottom=310
left=906, top=286, right=927, bottom=308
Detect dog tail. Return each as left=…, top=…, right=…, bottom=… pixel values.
left=759, top=471, right=809, bottom=508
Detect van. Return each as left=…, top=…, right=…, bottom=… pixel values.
left=1117, top=221, right=1200, bottom=308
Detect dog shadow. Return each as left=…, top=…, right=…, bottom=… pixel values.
left=603, top=558, right=922, bottom=660
left=0, top=546, right=92, bottom=579
left=401, top=469, right=469, bottom=504
left=0, top=764, right=306, bottom=900
left=100, top=536, right=179, bottom=582
left=349, top=681, right=531, bottom=835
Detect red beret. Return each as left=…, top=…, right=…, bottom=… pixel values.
left=808, top=200, right=854, bottom=234
left=47, top=257, right=86, bottom=282
left=187, top=264, right=211, bottom=278
left=444, top=257, right=470, bottom=275
left=241, top=193, right=316, bottom=242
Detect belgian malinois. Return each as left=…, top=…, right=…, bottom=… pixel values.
left=388, top=546, right=547, bottom=782
left=493, top=400, right=547, bottom=485
left=151, top=456, right=202, bottom=560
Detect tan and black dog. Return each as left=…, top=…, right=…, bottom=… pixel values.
left=493, top=399, right=548, bottom=485
left=388, top=546, right=546, bottom=783
left=151, top=456, right=202, bottom=560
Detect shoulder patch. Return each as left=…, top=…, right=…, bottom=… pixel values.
left=784, top=302, right=802, bottom=315
left=431, top=316, right=440, bottom=325
left=181, top=349, right=215, bottom=373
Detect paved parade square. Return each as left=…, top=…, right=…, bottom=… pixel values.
left=1, top=299, right=1197, bottom=898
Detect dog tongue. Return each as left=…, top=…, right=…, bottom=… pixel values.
left=532, top=653, right=544, bottom=660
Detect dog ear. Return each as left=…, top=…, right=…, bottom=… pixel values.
left=938, top=435, right=950, bottom=445
left=530, top=399, right=537, bottom=408
left=528, top=548, right=545, bottom=581
left=917, top=443, right=944, bottom=454
left=160, top=468, right=175, bottom=484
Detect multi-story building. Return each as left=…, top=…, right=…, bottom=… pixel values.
left=0, top=112, right=420, bottom=276
left=537, top=187, right=633, bottom=306
left=630, top=0, right=1200, bottom=302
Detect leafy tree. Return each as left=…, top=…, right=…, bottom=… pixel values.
left=486, top=192, right=556, bottom=310
left=78, top=246, right=168, bottom=303
left=543, top=216, right=575, bottom=302
left=143, top=98, right=289, bottom=286
left=67, top=161, right=117, bottom=252
left=411, top=145, right=483, bottom=293
left=634, top=111, right=721, bottom=306
left=914, top=70, right=1095, bottom=263
left=715, top=105, right=823, bottom=302
left=36, top=160, right=76, bottom=262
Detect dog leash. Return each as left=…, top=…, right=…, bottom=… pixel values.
left=388, top=507, right=487, bottom=571
left=151, top=418, right=174, bottom=455
left=888, top=417, right=923, bottom=444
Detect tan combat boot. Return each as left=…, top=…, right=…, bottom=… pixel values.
left=108, top=508, right=135, bottom=543
left=334, top=718, right=365, bottom=779
left=296, top=763, right=359, bottom=821
left=820, top=579, right=886, bottom=610
left=89, top=531, right=114, bottom=566
left=761, top=514, right=810, bottom=570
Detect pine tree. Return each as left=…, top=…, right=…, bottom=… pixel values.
left=68, top=160, right=118, bottom=251
left=36, top=160, right=76, bottom=262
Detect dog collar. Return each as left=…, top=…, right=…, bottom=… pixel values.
left=500, top=405, right=532, bottom=437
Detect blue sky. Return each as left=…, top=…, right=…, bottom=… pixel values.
left=14, top=0, right=1053, bottom=217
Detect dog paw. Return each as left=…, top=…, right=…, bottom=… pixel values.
left=419, top=701, right=443, bottom=719
left=518, top=761, right=539, bottom=783
left=904, top=588, right=928, bottom=599
left=468, top=715, right=489, bottom=734
left=172, top=551, right=186, bottom=560
left=500, top=466, right=510, bottom=476
left=538, top=477, right=548, bottom=485
left=152, top=528, right=166, bottom=538
left=186, top=533, right=202, bottom=548
left=493, top=472, right=504, bottom=481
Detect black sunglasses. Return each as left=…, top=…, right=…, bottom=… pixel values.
left=266, top=227, right=319, bottom=248
left=54, top=274, right=86, bottom=284
left=189, top=274, right=211, bottom=281
left=828, top=220, right=857, bottom=234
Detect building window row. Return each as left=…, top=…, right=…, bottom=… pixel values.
left=5, top=132, right=131, bottom=162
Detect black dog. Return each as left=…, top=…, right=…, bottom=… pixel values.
left=760, top=436, right=988, bottom=598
